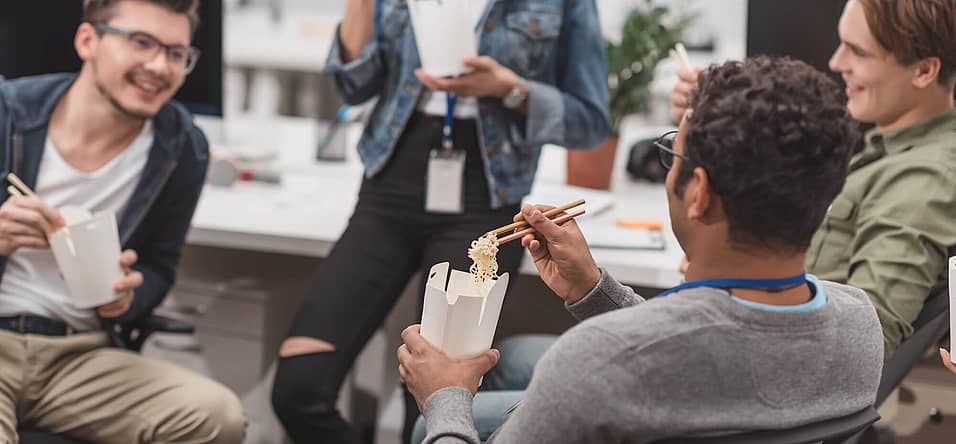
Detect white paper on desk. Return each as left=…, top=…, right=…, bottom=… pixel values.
left=420, top=262, right=509, bottom=359
left=578, top=221, right=666, bottom=250
left=407, top=0, right=477, bottom=77
left=949, top=256, right=955, bottom=364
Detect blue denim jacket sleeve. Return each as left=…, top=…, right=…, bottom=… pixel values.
left=518, top=0, right=610, bottom=149
left=325, top=21, right=387, bottom=105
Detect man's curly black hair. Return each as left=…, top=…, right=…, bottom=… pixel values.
left=677, top=56, right=859, bottom=253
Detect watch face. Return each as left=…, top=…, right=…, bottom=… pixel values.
left=503, top=94, right=519, bottom=108
left=504, top=87, right=523, bottom=108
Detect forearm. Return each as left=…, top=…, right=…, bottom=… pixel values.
left=339, top=0, right=375, bottom=62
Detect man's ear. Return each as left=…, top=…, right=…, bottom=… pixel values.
left=686, top=167, right=709, bottom=221
left=687, top=166, right=722, bottom=224
left=912, top=57, right=942, bottom=89
left=75, top=22, right=98, bottom=62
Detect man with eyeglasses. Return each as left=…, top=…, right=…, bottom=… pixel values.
left=397, top=57, right=883, bottom=443
left=0, top=1, right=244, bottom=442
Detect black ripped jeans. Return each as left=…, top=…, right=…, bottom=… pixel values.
left=271, top=114, right=523, bottom=444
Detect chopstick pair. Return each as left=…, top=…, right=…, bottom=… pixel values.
left=6, top=173, right=35, bottom=198
left=490, top=198, right=587, bottom=245
left=669, top=42, right=693, bottom=71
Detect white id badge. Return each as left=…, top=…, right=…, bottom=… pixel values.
left=426, top=149, right=466, bottom=214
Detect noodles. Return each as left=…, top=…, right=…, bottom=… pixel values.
left=468, top=232, right=499, bottom=287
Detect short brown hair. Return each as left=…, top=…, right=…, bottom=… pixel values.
left=84, top=0, right=200, bottom=34
left=858, top=0, right=956, bottom=88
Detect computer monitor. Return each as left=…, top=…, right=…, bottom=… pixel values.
left=747, top=0, right=847, bottom=78
left=0, top=0, right=223, bottom=116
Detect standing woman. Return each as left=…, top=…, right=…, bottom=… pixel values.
left=271, top=0, right=610, bottom=442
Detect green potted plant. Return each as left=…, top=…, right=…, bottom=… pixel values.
left=567, top=0, right=692, bottom=190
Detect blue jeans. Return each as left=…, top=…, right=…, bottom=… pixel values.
left=411, top=334, right=558, bottom=443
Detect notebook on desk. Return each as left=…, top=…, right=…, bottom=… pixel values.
left=578, top=222, right=666, bottom=251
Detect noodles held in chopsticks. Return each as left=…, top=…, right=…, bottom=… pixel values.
left=468, top=232, right=499, bottom=288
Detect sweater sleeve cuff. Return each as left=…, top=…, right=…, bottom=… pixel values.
left=422, top=387, right=481, bottom=443
left=566, top=269, right=645, bottom=321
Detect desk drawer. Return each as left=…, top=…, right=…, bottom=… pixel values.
left=167, top=280, right=267, bottom=339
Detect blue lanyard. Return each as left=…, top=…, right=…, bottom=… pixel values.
left=656, top=273, right=807, bottom=298
left=442, top=93, right=458, bottom=151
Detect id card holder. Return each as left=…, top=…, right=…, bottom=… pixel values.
left=425, top=148, right=466, bottom=214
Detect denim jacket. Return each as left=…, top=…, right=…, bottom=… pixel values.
left=0, top=73, right=209, bottom=324
left=326, top=0, right=611, bottom=208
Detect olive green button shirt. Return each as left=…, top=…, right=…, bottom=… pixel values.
left=807, top=107, right=956, bottom=358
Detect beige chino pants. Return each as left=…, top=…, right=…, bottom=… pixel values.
left=0, top=330, right=245, bottom=444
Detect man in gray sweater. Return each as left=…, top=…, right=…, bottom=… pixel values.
left=397, top=56, right=885, bottom=443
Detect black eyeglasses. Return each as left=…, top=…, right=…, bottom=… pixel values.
left=93, top=23, right=200, bottom=74
left=653, top=130, right=693, bottom=170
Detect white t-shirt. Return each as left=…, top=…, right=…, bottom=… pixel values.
left=417, top=0, right=492, bottom=119
left=0, top=121, right=154, bottom=330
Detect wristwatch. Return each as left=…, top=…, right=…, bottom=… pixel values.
left=502, top=78, right=529, bottom=110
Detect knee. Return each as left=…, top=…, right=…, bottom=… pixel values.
left=202, top=389, right=246, bottom=444
left=167, top=380, right=246, bottom=444
left=485, top=334, right=558, bottom=391
left=271, top=357, right=338, bottom=424
left=496, top=334, right=557, bottom=366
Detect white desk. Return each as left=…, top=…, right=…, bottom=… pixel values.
left=189, top=115, right=684, bottom=289
left=225, top=6, right=336, bottom=72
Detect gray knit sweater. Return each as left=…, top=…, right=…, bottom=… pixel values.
left=421, top=270, right=884, bottom=443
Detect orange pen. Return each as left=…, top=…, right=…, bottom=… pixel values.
left=615, top=219, right=663, bottom=230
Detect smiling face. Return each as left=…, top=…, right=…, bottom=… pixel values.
left=76, top=1, right=192, bottom=118
left=828, top=0, right=923, bottom=128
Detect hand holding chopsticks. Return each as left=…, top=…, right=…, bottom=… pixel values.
left=0, top=173, right=65, bottom=253
left=669, top=43, right=699, bottom=124
left=504, top=202, right=602, bottom=304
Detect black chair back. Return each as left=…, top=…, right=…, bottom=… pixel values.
left=875, top=288, right=950, bottom=407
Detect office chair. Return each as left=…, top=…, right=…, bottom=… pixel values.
left=650, top=406, right=880, bottom=444
left=846, top=287, right=951, bottom=444
left=874, top=287, right=950, bottom=407
left=17, top=314, right=195, bottom=444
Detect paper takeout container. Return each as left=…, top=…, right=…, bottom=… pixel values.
left=49, top=211, right=124, bottom=309
left=407, top=0, right=478, bottom=77
left=420, top=262, right=509, bottom=359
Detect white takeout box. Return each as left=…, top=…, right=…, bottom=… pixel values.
left=49, top=210, right=124, bottom=309
left=950, top=256, right=955, bottom=364
left=420, top=262, right=509, bottom=359
left=407, top=0, right=478, bottom=77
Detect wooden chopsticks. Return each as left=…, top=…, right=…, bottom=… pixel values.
left=6, top=173, right=34, bottom=197
left=489, top=199, right=585, bottom=236
left=669, top=42, right=693, bottom=71
left=497, top=208, right=586, bottom=245
left=488, top=199, right=587, bottom=245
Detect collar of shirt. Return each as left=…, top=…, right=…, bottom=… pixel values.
left=852, top=107, right=956, bottom=170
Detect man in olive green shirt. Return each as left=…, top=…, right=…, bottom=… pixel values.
left=805, top=0, right=956, bottom=357
left=806, top=108, right=956, bottom=357
left=668, top=0, right=956, bottom=358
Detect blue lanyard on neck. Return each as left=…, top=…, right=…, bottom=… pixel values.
left=656, top=273, right=807, bottom=298
left=442, top=93, right=458, bottom=150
